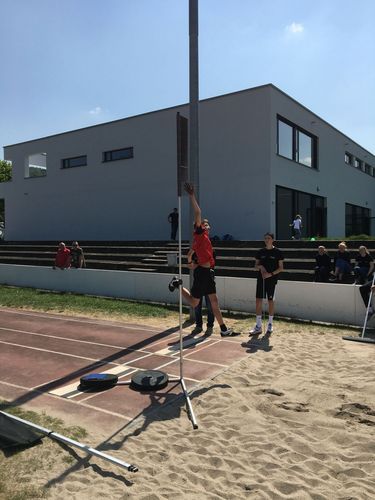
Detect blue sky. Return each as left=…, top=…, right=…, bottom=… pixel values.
left=1, top=0, right=374, bottom=158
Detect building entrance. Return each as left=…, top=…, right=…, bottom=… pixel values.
left=276, top=186, right=326, bottom=240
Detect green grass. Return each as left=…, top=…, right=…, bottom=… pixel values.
left=0, top=402, right=87, bottom=500
left=0, top=285, right=180, bottom=320
left=0, top=402, right=87, bottom=441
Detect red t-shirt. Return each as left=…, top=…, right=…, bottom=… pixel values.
left=55, top=248, right=70, bottom=267
left=192, top=225, right=215, bottom=267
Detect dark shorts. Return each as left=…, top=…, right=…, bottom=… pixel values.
left=256, top=276, right=277, bottom=300
left=191, top=267, right=216, bottom=299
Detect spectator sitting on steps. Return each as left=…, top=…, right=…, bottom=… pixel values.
left=70, top=241, right=85, bottom=269
left=314, top=245, right=331, bottom=282
left=353, top=245, right=374, bottom=285
left=330, top=242, right=352, bottom=282
left=53, top=242, right=71, bottom=270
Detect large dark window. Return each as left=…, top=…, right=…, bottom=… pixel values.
left=62, top=155, right=87, bottom=169
left=276, top=186, right=326, bottom=239
left=277, top=116, right=318, bottom=169
left=278, top=120, right=293, bottom=160
left=103, top=147, right=133, bottom=162
left=345, top=203, right=370, bottom=236
left=297, top=131, right=312, bottom=167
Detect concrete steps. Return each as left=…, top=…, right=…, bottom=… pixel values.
left=0, top=239, right=374, bottom=282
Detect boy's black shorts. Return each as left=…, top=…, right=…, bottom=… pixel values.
left=191, top=267, right=216, bottom=299
left=256, top=276, right=277, bottom=300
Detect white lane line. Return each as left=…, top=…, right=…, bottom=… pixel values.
left=49, top=365, right=135, bottom=397
left=155, top=336, right=211, bottom=355
left=0, top=326, right=153, bottom=353
left=0, top=307, right=160, bottom=332
left=0, top=380, right=132, bottom=420
left=77, top=369, right=139, bottom=402
left=0, top=339, right=105, bottom=362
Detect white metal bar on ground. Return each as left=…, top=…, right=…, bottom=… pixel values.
left=0, top=410, right=138, bottom=472
left=180, top=378, right=198, bottom=429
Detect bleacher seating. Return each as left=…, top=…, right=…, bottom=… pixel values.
left=0, top=239, right=374, bottom=282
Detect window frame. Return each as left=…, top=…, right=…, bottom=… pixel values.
left=61, top=155, right=87, bottom=169
left=344, top=152, right=353, bottom=165
left=277, top=115, right=318, bottom=169
left=102, top=147, right=134, bottom=163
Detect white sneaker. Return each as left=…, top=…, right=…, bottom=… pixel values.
left=266, top=323, right=273, bottom=334
left=249, top=325, right=262, bottom=336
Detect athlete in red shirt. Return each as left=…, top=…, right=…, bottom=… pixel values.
left=169, top=183, right=237, bottom=337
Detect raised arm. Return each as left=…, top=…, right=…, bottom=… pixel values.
left=184, top=182, right=201, bottom=227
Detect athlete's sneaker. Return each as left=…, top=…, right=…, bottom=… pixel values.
left=191, top=326, right=203, bottom=335
left=249, top=325, right=262, bottom=336
left=204, top=327, right=214, bottom=336
left=168, top=276, right=180, bottom=292
left=266, top=323, right=273, bottom=334
left=220, top=328, right=239, bottom=337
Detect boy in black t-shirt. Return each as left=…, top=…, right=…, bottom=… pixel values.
left=314, top=246, right=331, bottom=282
left=249, top=233, right=284, bottom=335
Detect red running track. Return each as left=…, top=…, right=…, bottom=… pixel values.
left=0, top=308, right=248, bottom=432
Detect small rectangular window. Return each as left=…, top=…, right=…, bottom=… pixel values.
left=344, top=152, right=352, bottom=165
left=364, top=163, right=371, bottom=175
left=62, top=155, right=87, bottom=169
left=103, top=147, right=134, bottom=162
left=354, top=158, right=361, bottom=169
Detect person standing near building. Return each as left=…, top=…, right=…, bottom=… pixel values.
left=70, top=241, right=85, bottom=269
left=290, top=214, right=302, bottom=240
left=168, top=183, right=235, bottom=337
left=53, top=242, right=71, bottom=269
left=249, top=233, right=284, bottom=335
left=186, top=248, right=215, bottom=335
left=168, top=208, right=179, bottom=241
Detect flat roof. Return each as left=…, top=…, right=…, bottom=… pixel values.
left=4, top=83, right=374, bottom=158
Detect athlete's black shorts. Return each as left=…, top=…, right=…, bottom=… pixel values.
left=256, top=276, right=277, bottom=300
left=191, top=266, right=216, bottom=299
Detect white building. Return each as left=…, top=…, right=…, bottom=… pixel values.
left=1, top=84, right=374, bottom=241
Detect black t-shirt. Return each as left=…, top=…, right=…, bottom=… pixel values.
left=315, top=253, right=331, bottom=268
left=255, top=247, right=284, bottom=277
left=334, top=250, right=351, bottom=264
left=355, top=253, right=373, bottom=269
left=169, top=212, right=178, bottom=225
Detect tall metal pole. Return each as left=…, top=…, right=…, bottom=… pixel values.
left=189, top=0, right=199, bottom=317
left=189, top=0, right=199, bottom=203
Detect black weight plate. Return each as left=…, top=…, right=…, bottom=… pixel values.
left=79, top=373, right=119, bottom=390
left=130, top=370, right=169, bottom=392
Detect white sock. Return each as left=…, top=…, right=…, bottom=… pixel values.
left=268, top=315, right=274, bottom=325
left=256, top=315, right=262, bottom=327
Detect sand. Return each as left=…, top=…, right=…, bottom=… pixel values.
left=39, top=318, right=375, bottom=500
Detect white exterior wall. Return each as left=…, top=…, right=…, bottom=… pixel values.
left=198, top=86, right=271, bottom=239
left=2, top=108, right=191, bottom=241
left=0, top=264, right=370, bottom=327
left=269, top=87, right=375, bottom=237
left=1, top=84, right=374, bottom=241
